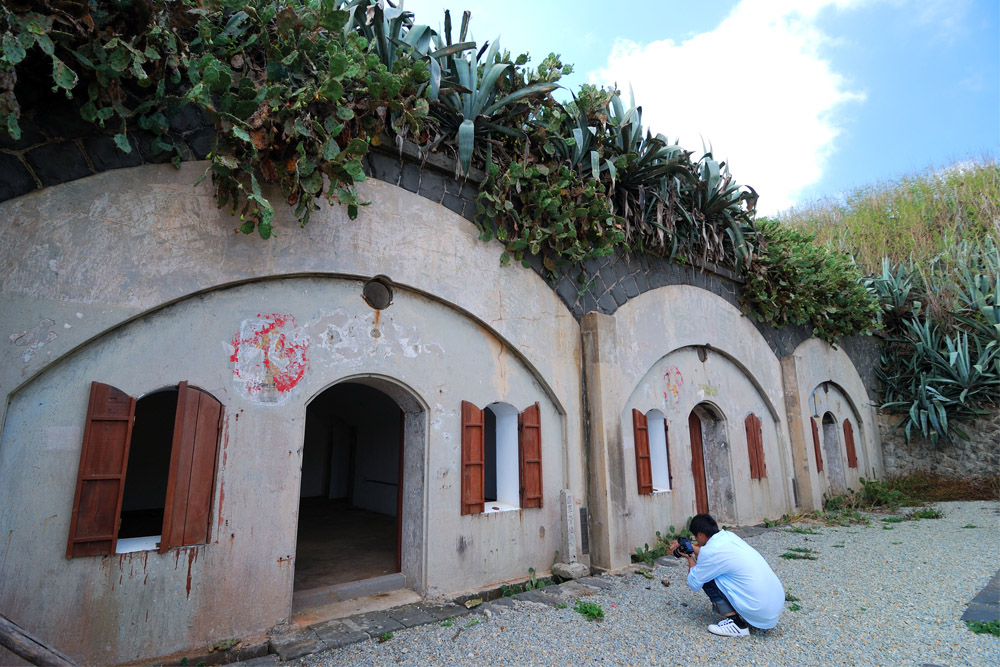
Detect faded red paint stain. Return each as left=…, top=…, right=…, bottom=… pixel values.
left=230, top=313, right=309, bottom=402
left=217, top=479, right=225, bottom=528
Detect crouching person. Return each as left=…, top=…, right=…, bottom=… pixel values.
left=670, top=513, right=784, bottom=637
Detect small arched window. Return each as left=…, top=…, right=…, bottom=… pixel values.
left=631, top=409, right=672, bottom=495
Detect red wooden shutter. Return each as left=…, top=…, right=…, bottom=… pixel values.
left=160, top=382, right=224, bottom=551
left=632, top=409, right=653, bottom=494
left=745, top=414, right=760, bottom=479
left=518, top=403, right=543, bottom=509
left=843, top=419, right=858, bottom=469
left=460, top=401, right=485, bottom=515
left=689, top=412, right=709, bottom=514
left=811, top=417, right=824, bottom=472
left=66, top=382, right=136, bottom=558
left=755, top=415, right=767, bottom=479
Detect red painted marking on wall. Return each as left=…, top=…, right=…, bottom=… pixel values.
left=230, top=313, right=309, bottom=402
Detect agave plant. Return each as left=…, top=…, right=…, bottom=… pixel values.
left=427, top=13, right=561, bottom=175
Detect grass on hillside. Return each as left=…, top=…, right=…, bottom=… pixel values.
left=778, top=157, right=999, bottom=273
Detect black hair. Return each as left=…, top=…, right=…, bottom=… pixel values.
left=689, top=514, right=720, bottom=538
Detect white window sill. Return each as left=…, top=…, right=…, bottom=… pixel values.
left=652, top=488, right=672, bottom=494
left=484, top=501, right=519, bottom=514
left=116, top=535, right=160, bottom=553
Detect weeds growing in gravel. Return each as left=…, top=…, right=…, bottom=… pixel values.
left=962, top=524, right=978, bottom=529
left=573, top=600, right=605, bottom=622
left=786, top=526, right=822, bottom=534
left=966, top=619, right=1000, bottom=637
left=440, top=619, right=454, bottom=627
left=907, top=507, right=944, bottom=520
left=377, top=633, right=393, bottom=643
left=781, top=547, right=818, bottom=560
left=788, top=603, right=802, bottom=611
left=785, top=592, right=800, bottom=602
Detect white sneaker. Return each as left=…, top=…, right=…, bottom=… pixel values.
left=708, top=618, right=750, bottom=637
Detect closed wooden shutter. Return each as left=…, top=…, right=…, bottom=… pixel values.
left=745, top=414, right=759, bottom=479
left=161, top=382, right=224, bottom=551
left=460, top=401, right=485, bottom=515
left=811, top=417, right=824, bottom=472
left=66, top=382, right=136, bottom=558
left=518, top=403, right=543, bottom=509
left=632, top=409, right=653, bottom=494
left=843, top=419, right=858, bottom=469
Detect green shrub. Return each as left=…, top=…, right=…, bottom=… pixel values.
left=573, top=599, right=604, bottom=621
left=740, top=218, right=880, bottom=344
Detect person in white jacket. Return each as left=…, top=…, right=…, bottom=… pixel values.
left=669, top=513, right=784, bottom=637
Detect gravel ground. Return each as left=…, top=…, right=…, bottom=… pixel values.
left=295, top=501, right=1000, bottom=666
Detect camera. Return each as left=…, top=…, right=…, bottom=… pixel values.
left=672, top=535, right=694, bottom=558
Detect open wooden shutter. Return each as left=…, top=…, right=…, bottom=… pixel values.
left=460, top=400, right=485, bottom=515
left=518, top=403, right=543, bottom=509
left=755, top=415, right=767, bottom=478
left=811, top=417, right=824, bottom=473
left=160, top=382, right=223, bottom=551
left=632, top=409, right=653, bottom=494
left=745, top=413, right=766, bottom=480
left=66, top=382, right=136, bottom=558
left=843, top=419, right=858, bottom=468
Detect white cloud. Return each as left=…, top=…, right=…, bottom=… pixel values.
left=589, top=0, right=866, bottom=214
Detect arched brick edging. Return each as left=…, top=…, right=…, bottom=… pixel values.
left=0, top=104, right=881, bottom=397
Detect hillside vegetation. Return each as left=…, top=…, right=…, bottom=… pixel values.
left=781, top=159, right=1000, bottom=445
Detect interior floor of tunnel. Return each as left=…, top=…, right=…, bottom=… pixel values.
left=293, top=497, right=397, bottom=592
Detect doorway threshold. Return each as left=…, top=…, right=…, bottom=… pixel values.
left=293, top=572, right=407, bottom=611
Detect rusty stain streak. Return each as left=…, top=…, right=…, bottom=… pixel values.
left=186, top=548, right=198, bottom=598
left=42, top=514, right=57, bottom=527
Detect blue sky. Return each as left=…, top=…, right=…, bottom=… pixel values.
left=402, top=0, right=999, bottom=214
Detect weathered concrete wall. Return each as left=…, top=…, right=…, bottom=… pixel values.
left=781, top=338, right=883, bottom=511
left=0, top=165, right=586, bottom=664
left=880, top=410, right=1000, bottom=478
left=583, top=285, right=796, bottom=569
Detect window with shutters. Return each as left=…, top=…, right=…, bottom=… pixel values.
left=631, top=409, right=672, bottom=495
left=461, top=400, right=542, bottom=514
left=66, top=381, right=224, bottom=558
left=744, top=413, right=767, bottom=480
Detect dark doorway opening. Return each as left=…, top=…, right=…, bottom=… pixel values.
left=295, top=382, right=403, bottom=592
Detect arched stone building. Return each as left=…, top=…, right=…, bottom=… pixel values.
left=0, top=152, right=883, bottom=663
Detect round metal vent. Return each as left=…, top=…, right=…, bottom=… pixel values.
left=363, top=276, right=393, bottom=310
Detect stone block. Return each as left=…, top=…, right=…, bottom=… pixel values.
left=961, top=603, right=999, bottom=623
left=34, top=105, right=94, bottom=139
left=441, top=192, right=464, bottom=215
left=552, top=561, right=590, bottom=580
left=399, top=161, right=420, bottom=193
left=597, top=292, right=618, bottom=314
left=341, top=611, right=404, bottom=636
left=512, top=589, right=561, bottom=607
left=610, top=284, right=628, bottom=307
left=169, top=104, right=212, bottom=134
left=312, top=619, right=370, bottom=648
left=367, top=151, right=401, bottom=184
left=268, top=631, right=325, bottom=662
left=0, top=153, right=37, bottom=201
left=0, top=117, right=46, bottom=150
left=386, top=605, right=439, bottom=628
left=575, top=576, right=615, bottom=591
left=25, top=142, right=92, bottom=187
left=83, top=133, right=143, bottom=172
left=418, top=170, right=446, bottom=202
left=622, top=276, right=640, bottom=299
left=420, top=602, right=471, bottom=621
left=555, top=277, right=580, bottom=311
left=186, top=127, right=215, bottom=160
